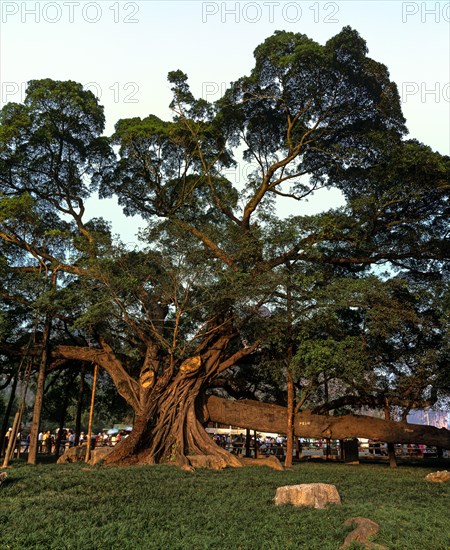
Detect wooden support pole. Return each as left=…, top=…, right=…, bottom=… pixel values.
left=387, top=442, right=397, bottom=468
left=339, top=439, right=344, bottom=461
left=284, top=260, right=294, bottom=468
left=326, top=438, right=331, bottom=461
left=285, top=369, right=294, bottom=467
left=85, top=364, right=99, bottom=463
left=0, top=373, right=18, bottom=457
left=74, top=365, right=86, bottom=446
left=245, top=428, right=251, bottom=457
left=384, top=399, right=397, bottom=468
left=2, top=358, right=32, bottom=467
left=2, top=411, right=20, bottom=468
left=28, top=316, right=52, bottom=465
left=296, top=437, right=302, bottom=459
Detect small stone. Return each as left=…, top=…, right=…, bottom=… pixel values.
left=274, top=483, right=341, bottom=509
left=261, top=455, right=285, bottom=471
left=425, top=470, right=450, bottom=483
left=0, top=471, right=7, bottom=486
left=340, top=517, right=386, bottom=550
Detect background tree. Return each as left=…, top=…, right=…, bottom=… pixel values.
left=293, top=277, right=449, bottom=416
left=0, top=78, right=114, bottom=460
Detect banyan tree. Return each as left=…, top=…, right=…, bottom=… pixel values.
left=1, top=28, right=449, bottom=467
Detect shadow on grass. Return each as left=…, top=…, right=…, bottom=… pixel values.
left=3, top=453, right=60, bottom=466
left=359, top=456, right=450, bottom=469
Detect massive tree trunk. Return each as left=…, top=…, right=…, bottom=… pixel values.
left=53, top=337, right=259, bottom=468
left=106, top=390, right=450, bottom=467
left=204, top=396, right=450, bottom=448
left=107, top=392, right=450, bottom=468
left=52, top=342, right=450, bottom=469
left=103, top=357, right=241, bottom=468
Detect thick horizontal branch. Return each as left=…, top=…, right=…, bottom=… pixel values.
left=204, top=396, right=450, bottom=448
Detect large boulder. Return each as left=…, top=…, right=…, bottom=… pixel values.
left=187, top=454, right=229, bottom=470
left=57, top=445, right=86, bottom=464
left=88, top=447, right=114, bottom=465
left=240, top=455, right=284, bottom=471
left=274, top=483, right=341, bottom=509
left=58, top=445, right=114, bottom=465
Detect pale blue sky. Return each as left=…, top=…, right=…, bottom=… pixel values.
left=1, top=1, right=449, bottom=244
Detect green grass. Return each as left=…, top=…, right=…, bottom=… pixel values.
left=1, top=459, right=449, bottom=549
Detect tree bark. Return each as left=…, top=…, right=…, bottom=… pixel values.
left=284, top=262, right=294, bottom=467
left=54, top=372, right=77, bottom=457
left=28, top=318, right=51, bottom=464
left=384, top=399, right=397, bottom=468
left=204, top=396, right=450, bottom=448
left=285, top=369, right=294, bottom=466
left=74, top=365, right=86, bottom=446
left=102, top=387, right=450, bottom=468
left=85, top=364, right=99, bottom=463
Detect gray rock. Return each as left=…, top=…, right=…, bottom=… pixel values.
left=240, top=455, right=284, bottom=471
left=88, top=447, right=114, bottom=465
left=187, top=454, right=229, bottom=469
left=57, top=445, right=86, bottom=464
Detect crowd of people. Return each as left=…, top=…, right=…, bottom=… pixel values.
left=210, top=432, right=444, bottom=459
left=212, top=433, right=292, bottom=458
left=3, top=427, right=445, bottom=460
left=3, top=427, right=130, bottom=457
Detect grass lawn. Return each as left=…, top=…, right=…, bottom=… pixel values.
left=1, top=458, right=449, bottom=549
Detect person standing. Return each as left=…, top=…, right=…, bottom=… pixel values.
left=44, top=431, right=52, bottom=454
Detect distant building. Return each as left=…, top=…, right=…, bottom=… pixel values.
left=407, top=410, right=449, bottom=430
